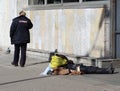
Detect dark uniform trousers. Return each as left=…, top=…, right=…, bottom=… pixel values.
left=13, top=43, right=27, bottom=66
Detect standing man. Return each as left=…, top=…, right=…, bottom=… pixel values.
left=10, top=11, right=33, bottom=67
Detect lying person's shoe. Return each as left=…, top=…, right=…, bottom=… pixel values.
left=107, top=63, right=115, bottom=74
left=109, top=66, right=115, bottom=74
left=108, top=68, right=115, bottom=74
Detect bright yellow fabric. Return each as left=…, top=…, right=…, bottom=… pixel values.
left=50, top=55, right=67, bottom=69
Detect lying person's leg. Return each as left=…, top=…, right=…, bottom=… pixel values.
left=79, top=63, right=115, bottom=74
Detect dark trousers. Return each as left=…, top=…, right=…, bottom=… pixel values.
left=12, top=43, right=27, bottom=66
left=65, top=64, right=112, bottom=74
left=79, top=64, right=110, bottom=74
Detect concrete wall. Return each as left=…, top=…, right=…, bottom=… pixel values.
left=27, top=8, right=109, bottom=58
left=0, top=0, right=17, bottom=50
left=0, top=0, right=28, bottom=51
left=0, top=0, right=111, bottom=58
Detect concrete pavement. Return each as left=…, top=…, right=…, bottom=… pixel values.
left=0, top=51, right=120, bottom=91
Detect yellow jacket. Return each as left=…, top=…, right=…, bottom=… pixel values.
left=50, top=55, right=67, bottom=69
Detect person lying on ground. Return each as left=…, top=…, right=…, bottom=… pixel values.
left=40, top=52, right=115, bottom=76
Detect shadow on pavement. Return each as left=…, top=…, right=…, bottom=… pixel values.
left=26, top=61, right=49, bottom=67
left=0, top=75, right=54, bottom=86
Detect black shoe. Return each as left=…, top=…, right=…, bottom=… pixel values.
left=108, top=68, right=115, bottom=74
left=20, top=65, right=24, bottom=67
left=107, top=64, right=115, bottom=74
left=110, top=63, right=115, bottom=74
left=11, top=62, right=18, bottom=67
left=110, top=67, right=115, bottom=74
left=47, top=70, right=53, bottom=75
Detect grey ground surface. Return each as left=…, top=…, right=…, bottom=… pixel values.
left=0, top=51, right=120, bottom=91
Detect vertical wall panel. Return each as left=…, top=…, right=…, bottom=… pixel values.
left=0, top=0, right=17, bottom=49
left=27, top=8, right=106, bottom=57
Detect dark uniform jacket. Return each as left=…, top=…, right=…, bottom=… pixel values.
left=10, top=15, right=33, bottom=44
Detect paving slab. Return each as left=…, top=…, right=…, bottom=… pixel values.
left=0, top=52, right=120, bottom=91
